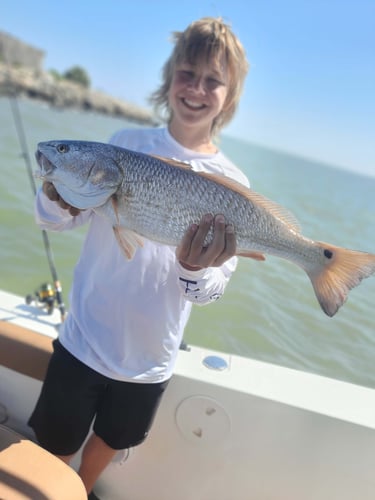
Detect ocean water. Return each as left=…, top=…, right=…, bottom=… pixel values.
left=1, top=96, right=374, bottom=388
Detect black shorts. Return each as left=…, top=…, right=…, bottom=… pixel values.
left=28, top=339, right=169, bottom=455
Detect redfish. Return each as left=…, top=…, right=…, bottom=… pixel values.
left=35, top=140, right=375, bottom=317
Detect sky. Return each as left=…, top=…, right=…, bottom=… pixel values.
left=2, top=0, right=374, bottom=177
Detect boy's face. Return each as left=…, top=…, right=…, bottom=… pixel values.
left=168, top=55, right=229, bottom=136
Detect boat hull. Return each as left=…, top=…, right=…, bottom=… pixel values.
left=1, top=290, right=375, bottom=499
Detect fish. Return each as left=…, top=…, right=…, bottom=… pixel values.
left=35, top=140, right=375, bottom=317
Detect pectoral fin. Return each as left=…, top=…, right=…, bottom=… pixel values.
left=113, top=226, right=144, bottom=259
left=109, top=194, right=144, bottom=259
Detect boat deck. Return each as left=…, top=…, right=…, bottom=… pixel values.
left=1, top=289, right=375, bottom=499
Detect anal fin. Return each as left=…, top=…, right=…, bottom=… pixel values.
left=237, top=251, right=266, bottom=261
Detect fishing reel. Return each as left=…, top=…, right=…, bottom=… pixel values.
left=25, top=283, right=56, bottom=315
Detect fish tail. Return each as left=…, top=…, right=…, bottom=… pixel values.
left=307, top=242, right=375, bottom=317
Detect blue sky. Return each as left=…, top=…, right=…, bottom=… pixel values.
left=2, top=0, right=374, bottom=177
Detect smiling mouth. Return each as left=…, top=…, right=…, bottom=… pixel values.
left=182, top=98, right=206, bottom=110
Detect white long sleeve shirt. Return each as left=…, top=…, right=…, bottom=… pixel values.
left=35, top=127, right=249, bottom=383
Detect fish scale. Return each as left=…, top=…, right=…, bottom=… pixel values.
left=35, top=140, right=375, bottom=317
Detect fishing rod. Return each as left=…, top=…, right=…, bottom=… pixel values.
left=7, top=86, right=66, bottom=322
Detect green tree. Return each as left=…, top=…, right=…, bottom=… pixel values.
left=49, top=69, right=62, bottom=81
left=63, top=66, right=90, bottom=88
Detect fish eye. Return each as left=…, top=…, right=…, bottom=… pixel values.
left=56, top=144, right=69, bottom=153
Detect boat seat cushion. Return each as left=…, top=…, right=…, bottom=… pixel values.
left=0, top=321, right=53, bottom=381
left=0, top=424, right=87, bottom=499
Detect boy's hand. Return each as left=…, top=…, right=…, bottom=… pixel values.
left=177, top=214, right=236, bottom=270
left=42, top=181, right=81, bottom=216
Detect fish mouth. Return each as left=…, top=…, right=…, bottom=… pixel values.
left=34, top=150, right=55, bottom=178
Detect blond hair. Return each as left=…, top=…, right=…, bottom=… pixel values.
left=149, top=17, right=249, bottom=136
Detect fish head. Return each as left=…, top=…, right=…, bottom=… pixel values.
left=35, top=140, right=123, bottom=209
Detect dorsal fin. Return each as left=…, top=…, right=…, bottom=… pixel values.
left=197, top=172, right=301, bottom=233
left=150, top=154, right=193, bottom=170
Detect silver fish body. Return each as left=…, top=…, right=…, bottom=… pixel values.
left=35, top=140, right=375, bottom=317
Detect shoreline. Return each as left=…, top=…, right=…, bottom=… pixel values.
left=0, top=62, right=157, bottom=125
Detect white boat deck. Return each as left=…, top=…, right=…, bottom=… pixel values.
left=1, top=289, right=375, bottom=499
left=0, top=289, right=61, bottom=338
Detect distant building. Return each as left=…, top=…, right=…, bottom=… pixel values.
left=0, top=31, right=44, bottom=71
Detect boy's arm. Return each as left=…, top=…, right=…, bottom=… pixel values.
left=175, top=211, right=264, bottom=305
left=176, top=256, right=237, bottom=305
left=175, top=213, right=237, bottom=305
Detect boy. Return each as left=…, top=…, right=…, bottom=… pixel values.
left=29, top=17, right=251, bottom=496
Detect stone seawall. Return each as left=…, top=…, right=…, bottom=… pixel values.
left=0, top=63, right=157, bottom=125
